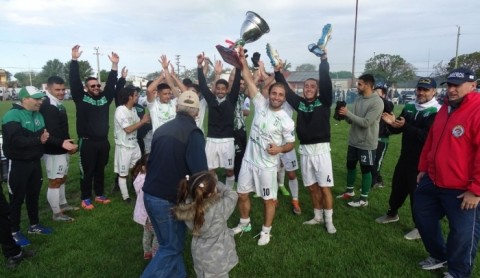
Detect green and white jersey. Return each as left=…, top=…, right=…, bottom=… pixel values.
left=147, top=98, right=177, bottom=132
left=114, top=105, right=139, bottom=148
left=244, top=93, right=295, bottom=168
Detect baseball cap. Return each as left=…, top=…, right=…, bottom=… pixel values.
left=416, top=77, right=436, bottom=89
left=178, top=90, right=199, bottom=109
left=440, top=68, right=476, bottom=85
left=18, top=86, right=45, bottom=100
left=374, top=83, right=388, bottom=92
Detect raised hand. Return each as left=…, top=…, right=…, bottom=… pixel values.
left=214, top=60, right=223, bottom=75
left=71, top=45, right=82, bottom=60
left=108, top=52, right=120, bottom=64
left=159, top=55, right=169, bottom=70
left=121, top=66, right=128, bottom=78
left=197, top=52, right=205, bottom=67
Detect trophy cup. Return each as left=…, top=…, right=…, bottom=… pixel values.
left=216, top=11, right=270, bottom=69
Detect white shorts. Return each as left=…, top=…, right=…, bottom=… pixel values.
left=43, top=153, right=69, bottom=179
left=237, top=160, right=277, bottom=200
left=205, top=138, right=235, bottom=170
left=279, top=148, right=299, bottom=171
left=300, top=151, right=334, bottom=187
left=114, top=145, right=141, bottom=176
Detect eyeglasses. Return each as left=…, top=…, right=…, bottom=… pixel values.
left=89, top=84, right=101, bottom=88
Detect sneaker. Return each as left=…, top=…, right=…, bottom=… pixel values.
left=419, top=256, right=446, bottom=270
left=292, top=200, right=301, bottom=215
left=143, top=252, right=152, bottom=260
left=257, top=231, right=271, bottom=246
left=308, top=43, right=325, bottom=57
left=375, top=214, right=399, bottom=224
left=81, top=199, right=95, bottom=210
left=303, top=218, right=324, bottom=225
left=325, top=222, right=337, bottom=234
left=28, top=224, right=53, bottom=235
left=60, top=203, right=80, bottom=212
left=336, top=191, right=355, bottom=200
left=6, top=249, right=36, bottom=268
left=404, top=228, right=421, bottom=240
left=52, top=213, right=74, bottom=222
left=12, top=232, right=31, bottom=247
left=278, top=185, right=290, bottom=196
left=317, top=23, right=333, bottom=50
left=95, top=196, right=111, bottom=204
left=372, top=182, right=384, bottom=189
left=232, top=223, right=252, bottom=235
left=266, top=43, right=282, bottom=67
left=348, top=198, right=368, bottom=208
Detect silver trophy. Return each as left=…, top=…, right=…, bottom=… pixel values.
left=216, top=11, right=270, bottom=69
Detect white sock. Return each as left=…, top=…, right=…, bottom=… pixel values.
left=225, top=175, right=235, bottom=188
left=59, top=183, right=67, bottom=205
left=277, top=166, right=286, bottom=184
left=324, top=209, right=336, bottom=234
left=118, top=177, right=129, bottom=200
left=262, top=225, right=272, bottom=234
left=324, top=209, right=333, bottom=222
left=288, top=178, right=299, bottom=199
left=240, top=217, right=250, bottom=225
left=47, top=188, right=61, bottom=214
left=314, top=208, right=324, bottom=221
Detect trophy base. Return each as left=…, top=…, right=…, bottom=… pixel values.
left=216, top=45, right=242, bottom=69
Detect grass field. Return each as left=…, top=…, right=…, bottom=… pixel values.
left=0, top=100, right=477, bottom=278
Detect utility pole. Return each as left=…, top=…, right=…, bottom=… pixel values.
left=23, top=54, right=32, bottom=86
left=455, top=25, right=461, bottom=68
left=93, top=47, right=101, bottom=83
left=175, top=55, right=181, bottom=76
left=351, top=0, right=359, bottom=88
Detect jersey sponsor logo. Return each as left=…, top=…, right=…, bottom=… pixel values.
left=452, top=125, right=465, bottom=138
left=82, top=95, right=108, bottom=106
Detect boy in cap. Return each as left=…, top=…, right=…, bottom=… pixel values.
left=414, top=68, right=480, bottom=277
left=375, top=77, right=441, bottom=242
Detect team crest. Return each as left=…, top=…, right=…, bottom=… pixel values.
left=452, top=125, right=464, bottom=138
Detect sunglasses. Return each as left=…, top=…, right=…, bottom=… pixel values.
left=89, top=84, right=101, bottom=88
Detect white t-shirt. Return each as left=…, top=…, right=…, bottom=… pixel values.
left=114, top=105, right=140, bottom=148
left=243, top=93, right=295, bottom=168
left=147, top=98, right=177, bottom=132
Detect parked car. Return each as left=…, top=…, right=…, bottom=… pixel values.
left=400, top=91, right=415, bottom=104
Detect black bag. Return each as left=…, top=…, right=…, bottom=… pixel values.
left=333, top=101, right=346, bottom=121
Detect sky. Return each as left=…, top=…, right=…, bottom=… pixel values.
left=0, top=0, right=478, bottom=80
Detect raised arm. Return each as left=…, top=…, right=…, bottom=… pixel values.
left=274, top=62, right=301, bottom=110
left=146, top=71, right=166, bottom=103
left=197, top=52, right=216, bottom=104
left=69, top=45, right=84, bottom=102
left=168, top=64, right=188, bottom=93
left=238, top=47, right=258, bottom=99
left=114, top=66, right=128, bottom=107
left=104, top=51, right=120, bottom=103
left=318, top=51, right=332, bottom=107
left=159, top=55, right=180, bottom=98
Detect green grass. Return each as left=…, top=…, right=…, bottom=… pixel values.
left=0, top=100, right=477, bottom=277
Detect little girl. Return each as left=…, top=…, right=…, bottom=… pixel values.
left=174, top=171, right=238, bottom=278
left=132, top=154, right=158, bottom=260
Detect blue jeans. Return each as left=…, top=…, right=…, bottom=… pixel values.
left=141, top=193, right=186, bottom=278
left=414, top=175, right=480, bottom=278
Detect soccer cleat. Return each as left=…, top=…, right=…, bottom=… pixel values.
left=60, top=203, right=80, bottom=212
left=95, top=196, right=111, bottom=204
left=348, top=198, right=368, bottom=208
left=257, top=231, right=271, bottom=246
left=418, top=256, right=446, bottom=270
left=6, top=249, right=36, bottom=268
left=404, top=228, right=421, bottom=240
left=308, top=43, right=325, bottom=57
left=375, top=214, right=399, bottom=224
left=317, top=23, right=333, bottom=50
left=292, top=200, right=301, bottom=215
left=232, top=223, right=252, bottom=235
left=143, top=252, right=152, bottom=260
left=266, top=43, right=282, bottom=67
left=325, top=222, right=337, bottom=234
left=336, top=191, right=355, bottom=199
left=28, top=224, right=53, bottom=235
left=303, top=218, right=324, bottom=225
left=278, top=185, right=290, bottom=196
left=12, top=232, right=31, bottom=247
left=52, top=213, right=74, bottom=222
left=81, top=199, right=95, bottom=210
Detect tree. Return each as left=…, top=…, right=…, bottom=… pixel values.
left=14, top=71, right=37, bottom=87
left=63, top=60, right=94, bottom=87
left=282, top=59, right=292, bottom=71
left=99, top=70, right=108, bottom=82
left=446, top=52, right=480, bottom=77
left=37, top=59, right=65, bottom=83
left=363, top=54, right=416, bottom=84
left=145, top=71, right=161, bottom=81
left=432, top=61, right=448, bottom=78
left=296, top=64, right=316, bottom=71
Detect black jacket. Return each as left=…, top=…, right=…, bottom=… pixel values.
left=40, top=96, right=70, bottom=154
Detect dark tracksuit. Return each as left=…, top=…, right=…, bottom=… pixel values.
left=1, top=104, right=45, bottom=232
left=70, top=60, right=117, bottom=200
left=371, top=97, right=394, bottom=186
left=386, top=102, right=439, bottom=220
left=0, top=186, right=21, bottom=258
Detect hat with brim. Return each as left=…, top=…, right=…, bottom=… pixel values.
left=18, top=86, right=45, bottom=100
left=178, top=90, right=199, bottom=109
left=440, top=67, right=476, bottom=85
left=417, top=77, right=436, bottom=89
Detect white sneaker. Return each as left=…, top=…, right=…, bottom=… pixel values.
left=348, top=198, right=368, bottom=208
left=266, top=43, right=282, bottom=67
left=325, top=222, right=337, bottom=234
left=404, top=228, right=421, bottom=240
left=303, top=218, right=324, bottom=225
left=257, top=231, right=271, bottom=246
left=231, top=223, right=252, bottom=235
